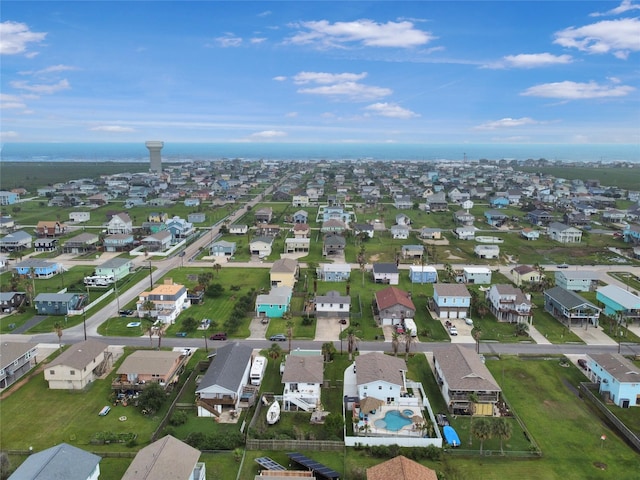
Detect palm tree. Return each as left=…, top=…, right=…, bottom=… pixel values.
left=286, top=320, right=294, bottom=353
left=391, top=332, right=400, bottom=356
left=142, top=299, right=155, bottom=319
left=321, top=342, right=336, bottom=362
left=346, top=327, right=360, bottom=361
left=467, top=392, right=479, bottom=445
left=404, top=330, right=414, bottom=355
left=156, top=327, right=164, bottom=350
left=213, top=262, right=222, bottom=276
left=472, top=326, right=482, bottom=354
left=471, top=417, right=492, bottom=454
left=476, top=299, right=490, bottom=319
left=492, top=417, right=513, bottom=454
left=145, top=323, right=155, bottom=348
left=267, top=342, right=283, bottom=360
left=53, top=322, right=63, bottom=349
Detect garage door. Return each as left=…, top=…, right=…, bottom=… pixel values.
left=449, top=311, right=458, bottom=319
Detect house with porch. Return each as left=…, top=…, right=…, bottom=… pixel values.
left=353, top=223, right=375, bottom=239
left=103, top=233, right=134, bottom=252
left=321, top=219, right=347, bottom=233
left=623, top=224, right=640, bottom=244
left=484, top=210, right=508, bottom=227
left=356, top=352, right=407, bottom=402
left=256, top=224, right=281, bottom=237
left=527, top=209, right=553, bottom=225
left=44, top=339, right=110, bottom=390
left=142, top=230, right=172, bottom=252
left=292, top=210, right=309, bottom=224
left=0, top=230, right=32, bottom=252
left=284, top=237, right=310, bottom=254
left=292, top=223, right=311, bottom=238
left=8, top=443, right=101, bottom=480
left=270, top=258, right=298, bottom=288
left=372, top=263, right=399, bottom=285
left=317, top=263, right=351, bottom=282
left=455, top=226, right=476, bottom=240
left=282, top=353, right=324, bottom=412
left=489, top=196, right=509, bottom=209
left=520, top=228, right=540, bottom=241
left=34, top=293, right=85, bottom=316
left=249, top=236, right=273, bottom=258
left=34, top=237, right=58, bottom=252
left=166, top=216, right=194, bottom=242
left=96, top=257, right=132, bottom=280
left=62, top=232, right=100, bottom=254
left=586, top=353, right=640, bottom=408
left=486, top=284, right=532, bottom=324
left=315, top=290, right=350, bottom=319
left=255, top=285, right=293, bottom=318
left=548, top=222, right=582, bottom=243
left=210, top=240, right=237, bottom=258
left=0, top=291, right=26, bottom=313
left=255, top=207, right=274, bottom=223
left=409, top=265, right=438, bottom=284
left=107, top=212, right=133, bottom=234
left=474, top=244, right=500, bottom=259
left=390, top=224, right=410, bottom=240
left=122, top=435, right=205, bottom=480
left=401, top=244, right=424, bottom=260
left=596, top=285, right=640, bottom=323
left=543, top=286, right=601, bottom=327
left=374, top=286, right=415, bottom=327
left=136, top=280, right=190, bottom=324
left=433, top=344, right=501, bottom=416
left=292, top=195, right=311, bottom=207
left=196, top=342, right=253, bottom=416
left=510, top=265, right=541, bottom=287
left=230, top=224, right=248, bottom=235
left=454, top=210, right=475, bottom=226
left=420, top=227, right=442, bottom=240
left=0, top=341, right=37, bottom=389
left=322, top=233, right=346, bottom=256
left=112, top=350, right=186, bottom=393
left=35, top=220, right=68, bottom=237
left=431, top=284, right=471, bottom=319
left=555, top=270, right=599, bottom=292
left=13, top=259, right=59, bottom=278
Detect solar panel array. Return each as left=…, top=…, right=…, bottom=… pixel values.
left=287, top=452, right=340, bottom=479
left=255, top=457, right=286, bottom=471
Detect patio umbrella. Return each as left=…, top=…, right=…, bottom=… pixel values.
left=411, top=415, right=424, bottom=425
left=359, top=397, right=384, bottom=413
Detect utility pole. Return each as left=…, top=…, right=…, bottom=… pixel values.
left=148, top=259, right=153, bottom=289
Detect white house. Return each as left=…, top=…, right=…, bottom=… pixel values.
left=462, top=267, right=492, bottom=284
left=282, top=353, right=324, bottom=412
left=474, top=244, right=500, bottom=259
left=486, top=284, right=533, bottom=324
left=356, top=352, right=407, bottom=403
left=548, top=222, right=582, bottom=243
left=555, top=270, right=599, bottom=292
left=315, top=290, right=350, bottom=319
left=249, top=236, right=273, bottom=258
left=432, top=284, right=471, bottom=319
left=69, top=211, right=90, bottom=223
left=372, top=263, right=399, bottom=285
left=107, top=212, right=133, bottom=234
left=136, top=280, right=190, bottom=324
left=455, top=226, right=476, bottom=240
left=229, top=224, right=248, bottom=235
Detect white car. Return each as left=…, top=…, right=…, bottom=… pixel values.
left=465, top=318, right=474, bottom=326
left=448, top=326, right=458, bottom=336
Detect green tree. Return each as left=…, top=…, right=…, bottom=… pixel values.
left=404, top=330, right=414, bottom=355
left=471, top=417, right=493, bottom=454
left=467, top=392, right=479, bottom=446
left=267, top=342, right=283, bottom=360
left=321, top=342, right=336, bottom=362
left=142, top=299, right=155, bottom=318
left=286, top=320, right=294, bottom=353
left=205, top=283, right=225, bottom=298
left=346, top=327, right=360, bottom=361
left=53, top=322, right=63, bottom=349
left=514, top=322, right=529, bottom=337
left=138, top=382, right=166, bottom=414
left=391, top=332, right=400, bottom=356
left=492, top=417, right=513, bottom=454
left=0, top=451, right=11, bottom=480
left=182, top=316, right=198, bottom=332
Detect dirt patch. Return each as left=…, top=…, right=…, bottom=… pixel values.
left=593, top=462, right=607, bottom=470
left=444, top=250, right=463, bottom=260
left=369, top=254, right=381, bottom=262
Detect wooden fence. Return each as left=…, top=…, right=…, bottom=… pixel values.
left=246, top=439, right=344, bottom=451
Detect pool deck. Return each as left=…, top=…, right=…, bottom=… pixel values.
left=357, top=405, right=426, bottom=437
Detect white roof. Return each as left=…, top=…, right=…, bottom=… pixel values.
left=463, top=266, right=491, bottom=274
left=409, top=265, right=437, bottom=272
left=597, top=285, right=640, bottom=309
left=320, top=263, right=351, bottom=272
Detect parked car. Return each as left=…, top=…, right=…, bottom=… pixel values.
left=210, top=332, right=228, bottom=340
left=395, top=324, right=405, bottom=334
left=270, top=334, right=287, bottom=342
left=557, top=263, right=569, bottom=269
left=448, top=326, right=458, bottom=336
left=577, top=358, right=588, bottom=370
left=465, top=318, right=474, bottom=326
left=119, top=309, right=133, bottom=316
left=175, top=331, right=187, bottom=337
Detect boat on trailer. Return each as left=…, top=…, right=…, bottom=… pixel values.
left=266, top=400, right=280, bottom=425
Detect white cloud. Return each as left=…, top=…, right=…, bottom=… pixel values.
left=486, top=53, right=573, bottom=69
left=298, top=82, right=392, bottom=101
left=474, top=117, right=540, bottom=130
left=285, top=112, right=298, bottom=118
left=0, top=21, right=47, bottom=55
left=554, top=17, right=640, bottom=59
left=19, top=64, right=78, bottom=76
left=214, top=34, right=242, bottom=47
left=258, top=10, right=272, bottom=17
left=90, top=125, right=136, bottom=133
left=287, top=19, right=435, bottom=48
left=249, top=130, right=287, bottom=140
left=522, top=80, right=634, bottom=99
left=0, top=131, right=19, bottom=140
left=0, top=93, right=26, bottom=109
left=273, top=76, right=287, bottom=81
left=293, top=71, right=367, bottom=84
left=10, top=79, right=71, bottom=95
left=364, top=102, right=419, bottom=119
left=250, top=37, right=266, bottom=44
left=590, top=0, right=640, bottom=17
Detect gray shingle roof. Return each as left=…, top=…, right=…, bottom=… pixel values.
left=355, top=352, right=406, bottom=387
left=544, top=286, right=598, bottom=310
left=588, top=353, right=640, bottom=383
left=197, top=343, right=253, bottom=393
left=121, top=435, right=200, bottom=480
left=282, top=355, right=323, bottom=384
left=435, top=345, right=501, bottom=392
left=46, top=339, right=108, bottom=370
left=9, top=443, right=101, bottom=480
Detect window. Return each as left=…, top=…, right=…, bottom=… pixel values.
left=70, top=370, right=75, bottom=375
left=379, top=386, right=382, bottom=390
left=49, top=370, right=55, bottom=375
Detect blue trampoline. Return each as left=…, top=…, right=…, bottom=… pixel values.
left=443, top=425, right=461, bottom=447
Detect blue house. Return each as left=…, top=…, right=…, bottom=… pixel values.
left=13, top=259, right=59, bottom=278
left=255, top=286, right=293, bottom=318
left=0, top=191, right=20, bottom=206
left=587, top=353, right=640, bottom=408
left=210, top=240, right=236, bottom=258
left=292, top=210, right=309, bottom=224
left=409, top=265, right=438, bottom=284
left=316, top=263, right=351, bottom=282
left=489, top=196, right=509, bottom=208
left=484, top=210, right=508, bottom=227
left=103, top=233, right=134, bottom=252
left=34, top=292, right=85, bottom=315
left=596, top=285, right=640, bottom=322
left=623, top=224, right=640, bottom=244
left=165, top=216, right=194, bottom=242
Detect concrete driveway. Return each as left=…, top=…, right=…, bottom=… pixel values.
left=314, top=317, right=347, bottom=342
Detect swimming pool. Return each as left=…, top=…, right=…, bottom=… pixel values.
left=374, top=410, right=412, bottom=432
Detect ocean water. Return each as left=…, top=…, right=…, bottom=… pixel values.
left=1, top=142, right=639, bottom=163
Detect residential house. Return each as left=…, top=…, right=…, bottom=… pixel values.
left=527, top=209, right=553, bottom=226
left=555, top=270, right=599, bottom=292
left=453, top=210, right=474, bottom=226
left=62, top=232, right=100, bottom=254
left=394, top=195, right=412, bottom=210
left=292, top=195, right=311, bottom=207
left=623, top=224, right=640, bottom=244
left=520, top=228, right=540, bottom=241
left=0, top=291, right=26, bottom=313
left=586, top=353, right=640, bottom=408
left=148, top=212, right=169, bottom=223
left=255, top=285, right=293, bottom=318
left=426, top=192, right=448, bottom=212
left=419, top=227, right=442, bottom=240
left=409, top=265, right=438, bottom=284
left=184, top=198, right=201, bottom=207
left=249, top=236, right=274, bottom=258
left=196, top=342, right=253, bottom=415
left=0, top=341, right=37, bottom=389
left=35, top=220, right=68, bottom=237
left=543, top=286, right=601, bottom=327
left=34, top=292, right=85, bottom=316
left=510, top=265, right=541, bottom=287
left=372, top=263, right=399, bottom=285
left=292, top=223, right=311, bottom=238
left=230, top=224, right=249, bottom=235
left=474, top=245, right=500, bottom=259
left=596, top=285, right=640, bottom=323
left=463, top=267, right=492, bottom=284
left=142, top=230, right=172, bottom=252
left=44, top=339, right=110, bottom=390
left=0, top=230, right=32, bottom=251
left=374, top=286, right=415, bottom=326
left=564, top=211, right=590, bottom=227
left=322, top=233, right=346, bottom=256
left=88, top=193, right=110, bottom=206
left=256, top=224, right=281, bottom=237
left=315, top=290, right=350, bottom=319
left=434, top=345, right=501, bottom=416
left=321, top=219, right=347, bottom=233
left=121, top=435, right=205, bottom=480
left=448, top=188, right=470, bottom=204
left=548, top=222, right=582, bottom=243
left=255, top=207, right=273, bottom=223
left=356, top=352, right=407, bottom=402
left=486, top=284, right=532, bottom=324
left=210, top=240, right=237, bottom=257
left=166, top=216, right=194, bottom=242
left=96, top=257, right=132, bottom=280
left=34, top=237, right=58, bottom=252
left=401, top=244, right=424, bottom=260
left=107, top=212, right=133, bottom=234
left=142, top=219, right=168, bottom=234
left=0, top=216, right=15, bottom=234
left=484, top=210, right=508, bottom=227
left=353, top=223, right=374, bottom=239
left=602, top=208, right=627, bottom=223
left=431, top=284, right=471, bottom=319
left=270, top=258, right=298, bottom=288
left=454, top=226, right=475, bottom=240
left=8, top=443, right=101, bottom=480
left=395, top=213, right=411, bottom=226
left=282, top=353, right=324, bottom=412
left=489, top=196, right=509, bottom=208
left=13, top=259, right=59, bottom=278
left=284, top=236, right=310, bottom=254
left=104, top=233, right=134, bottom=252
left=316, top=263, right=351, bottom=282
left=367, top=455, right=438, bottom=480
left=0, top=191, right=20, bottom=205
left=390, top=224, right=410, bottom=240
left=292, top=210, right=309, bottom=224
left=112, top=350, right=186, bottom=393
left=136, top=280, right=189, bottom=324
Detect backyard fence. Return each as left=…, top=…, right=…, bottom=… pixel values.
left=246, top=439, right=344, bottom=451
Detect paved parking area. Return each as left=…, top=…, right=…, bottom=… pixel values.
left=314, top=318, right=347, bottom=342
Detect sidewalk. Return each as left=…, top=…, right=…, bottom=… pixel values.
left=528, top=325, right=551, bottom=345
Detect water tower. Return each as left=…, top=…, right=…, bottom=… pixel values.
left=145, top=141, right=164, bottom=173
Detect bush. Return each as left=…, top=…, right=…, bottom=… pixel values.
left=169, top=410, right=188, bottom=426
left=185, top=431, right=245, bottom=450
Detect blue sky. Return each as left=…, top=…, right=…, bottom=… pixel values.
left=1, top=1, right=639, bottom=145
